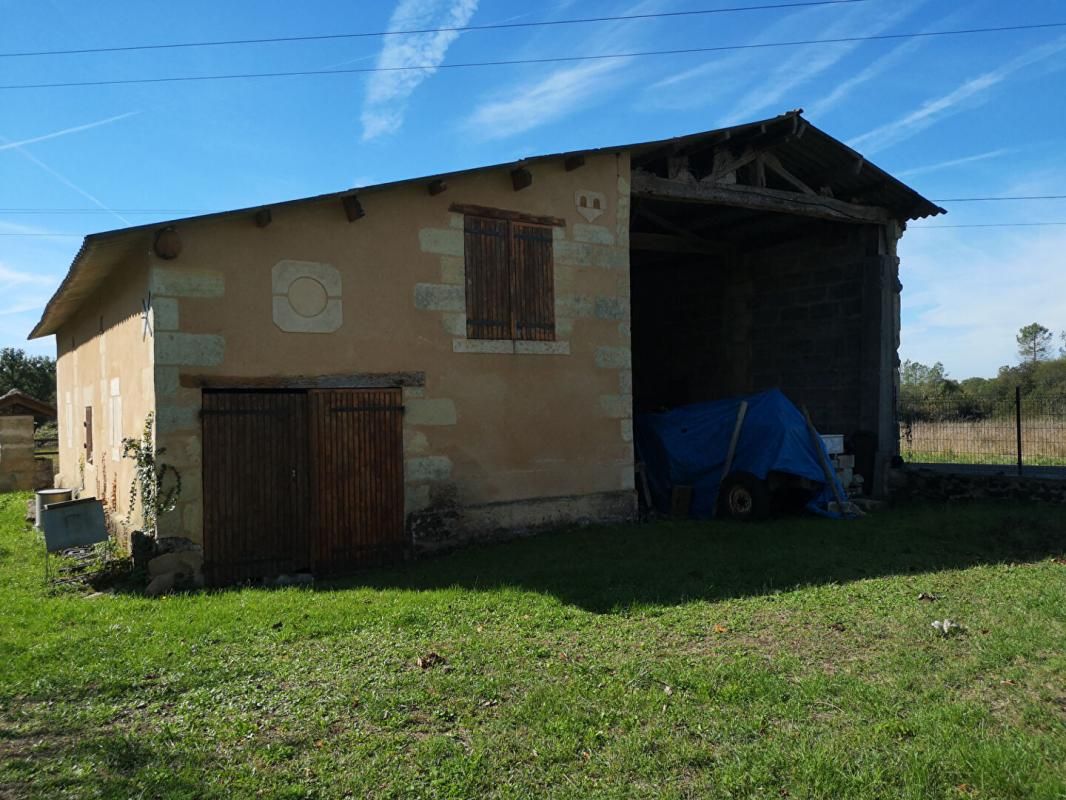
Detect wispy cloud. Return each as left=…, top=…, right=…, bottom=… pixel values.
left=895, top=148, right=1011, bottom=179
left=361, top=0, right=480, bottom=141
left=0, top=112, right=139, bottom=153
left=807, top=39, right=923, bottom=119
left=643, top=1, right=920, bottom=118
left=0, top=134, right=131, bottom=226
left=724, top=0, right=923, bottom=124
left=463, top=0, right=663, bottom=141
left=900, top=228, right=1066, bottom=376
left=849, top=36, right=1066, bottom=155
left=0, top=259, right=63, bottom=346
left=0, top=300, right=52, bottom=317
left=645, top=6, right=824, bottom=107
left=805, top=1, right=977, bottom=120
left=0, top=260, right=58, bottom=288
left=465, top=60, right=629, bottom=140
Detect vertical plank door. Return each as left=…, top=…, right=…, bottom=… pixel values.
left=201, top=391, right=310, bottom=585
left=308, top=388, right=406, bottom=574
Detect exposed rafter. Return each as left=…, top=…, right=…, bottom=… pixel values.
left=760, top=152, right=816, bottom=196
left=632, top=171, right=892, bottom=224
left=511, top=167, right=533, bottom=191
left=563, top=155, right=585, bottom=171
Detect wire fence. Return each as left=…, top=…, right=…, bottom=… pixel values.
left=899, top=390, right=1066, bottom=470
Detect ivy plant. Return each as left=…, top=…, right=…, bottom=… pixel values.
left=121, top=412, right=181, bottom=535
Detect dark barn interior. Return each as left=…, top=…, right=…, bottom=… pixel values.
left=625, top=112, right=944, bottom=488
left=630, top=203, right=881, bottom=434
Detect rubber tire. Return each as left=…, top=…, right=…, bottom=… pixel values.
left=718, top=471, right=771, bottom=521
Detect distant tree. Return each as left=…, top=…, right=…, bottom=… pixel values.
left=900, top=360, right=959, bottom=405
left=997, top=361, right=1037, bottom=397
left=901, top=360, right=957, bottom=391
left=1060, top=330, right=1066, bottom=358
left=0, top=347, right=56, bottom=403
left=959, top=376, right=996, bottom=402
left=1031, top=357, right=1066, bottom=397
left=1016, top=323, right=1053, bottom=364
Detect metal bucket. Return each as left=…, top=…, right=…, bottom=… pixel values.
left=35, top=488, right=73, bottom=529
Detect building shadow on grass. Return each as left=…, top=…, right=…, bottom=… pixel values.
left=322, top=504, right=1066, bottom=613
left=0, top=724, right=209, bottom=799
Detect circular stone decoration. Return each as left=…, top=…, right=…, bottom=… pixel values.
left=287, top=276, right=329, bottom=318
left=271, top=259, right=342, bottom=333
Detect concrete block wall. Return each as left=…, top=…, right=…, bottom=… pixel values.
left=744, top=224, right=874, bottom=434
left=630, top=256, right=735, bottom=411
left=630, top=220, right=901, bottom=477
left=743, top=221, right=902, bottom=490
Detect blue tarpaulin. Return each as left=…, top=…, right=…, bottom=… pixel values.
left=634, top=389, right=849, bottom=519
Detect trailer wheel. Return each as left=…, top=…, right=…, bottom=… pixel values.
left=718, top=472, right=771, bottom=521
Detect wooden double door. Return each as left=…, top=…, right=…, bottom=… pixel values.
left=201, top=388, right=405, bottom=584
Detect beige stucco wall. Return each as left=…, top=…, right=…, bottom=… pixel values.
left=150, top=151, right=636, bottom=545
left=54, top=256, right=155, bottom=539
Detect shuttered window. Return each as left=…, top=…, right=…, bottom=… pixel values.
left=464, top=215, right=555, bottom=341
left=84, top=406, right=93, bottom=463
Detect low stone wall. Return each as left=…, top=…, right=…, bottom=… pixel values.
left=408, top=489, right=638, bottom=554
left=889, top=467, right=1066, bottom=505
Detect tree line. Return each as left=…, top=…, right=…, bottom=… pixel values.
left=0, top=347, right=56, bottom=404
left=901, top=323, right=1066, bottom=417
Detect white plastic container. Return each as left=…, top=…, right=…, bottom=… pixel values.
left=35, top=488, right=73, bottom=529
left=820, top=434, right=845, bottom=455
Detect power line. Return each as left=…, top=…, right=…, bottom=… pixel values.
left=4, top=195, right=1066, bottom=215
left=3, top=22, right=1065, bottom=90
left=910, top=222, right=1066, bottom=229
left=0, top=209, right=210, bottom=215
left=934, top=195, right=1066, bottom=202
left=8, top=222, right=1066, bottom=237
left=0, top=1, right=867, bottom=59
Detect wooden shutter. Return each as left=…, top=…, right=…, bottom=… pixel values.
left=511, top=222, right=555, bottom=341
left=463, top=213, right=555, bottom=341
left=464, top=216, right=511, bottom=340
left=83, top=406, right=93, bottom=463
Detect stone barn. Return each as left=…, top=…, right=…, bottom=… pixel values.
left=0, top=389, right=57, bottom=492
left=29, top=111, right=944, bottom=583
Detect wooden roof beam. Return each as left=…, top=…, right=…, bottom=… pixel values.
left=761, top=152, right=816, bottom=196
left=511, top=167, right=533, bottom=191
left=630, top=232, right=736, bottom=257
left=632, top=171, right=892, bottom=225
left=342, top=194, right=365, bottom=222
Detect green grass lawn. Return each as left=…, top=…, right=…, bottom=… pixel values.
left=902, top=450, right=1066, bottom=468
left=1, top=494, right=1064, bottom=799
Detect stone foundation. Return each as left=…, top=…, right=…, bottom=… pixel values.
left=889, top=467, right=1066, bottom=505
left=408, top=489, right=638, bottom=554
left=143, top=535, right=205, bottom=596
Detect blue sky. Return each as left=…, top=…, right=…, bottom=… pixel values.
left=1, top=0, right=1064, bottom=377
